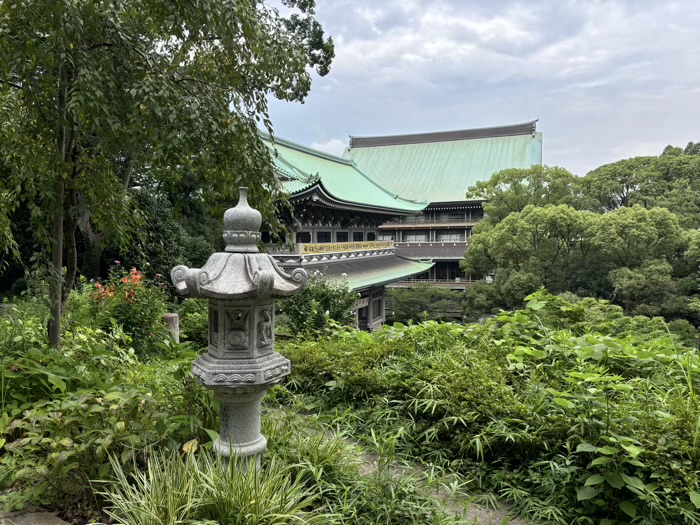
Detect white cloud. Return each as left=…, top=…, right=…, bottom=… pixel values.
left=310, top=138, right=347, bottom=157
left=611, top=141, right=670, bottom=159
left=268, top=0, right=700, bottom=176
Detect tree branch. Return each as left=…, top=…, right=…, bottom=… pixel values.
left=0, top=79, right=23, bottom=90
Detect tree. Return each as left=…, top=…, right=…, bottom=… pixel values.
left=464, top=204, right=597, bottom=294
left=609, top=259, right=687, bottom=319
left=662, top=142, right=700, bottom=156
left=582, top=154, right=700, bottom=227
left=582, top=157, right=660, bottom=212
left=278, top=277, right=356, bottom=334
left=465, top=165, right=582, bottom=225
left=590, top=205, right=683, bottom=268
left=0, top=0, right=334, bottom=347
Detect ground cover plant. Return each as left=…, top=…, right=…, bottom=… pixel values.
left=279, top=290, right=700, bottom=525
left=0, top=279, right=483, bottom=524
left=0, top=291, right=215, bottom=516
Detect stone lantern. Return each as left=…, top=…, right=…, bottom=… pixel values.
left=171, top=188, right=306, bottom=466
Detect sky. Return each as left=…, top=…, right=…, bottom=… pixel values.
left=267, top=0, right=700, bottom=176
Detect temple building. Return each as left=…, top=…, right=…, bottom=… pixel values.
left=344, top=121, right=543, bottom=287
left=262, top=121, right=543, bottom=329
left=264, top=136, right=434, bottom=330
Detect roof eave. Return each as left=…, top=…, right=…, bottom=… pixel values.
left=288, top=182, right=426, bottom=215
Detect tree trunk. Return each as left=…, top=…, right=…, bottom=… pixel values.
left=62, top=188, right=78, bottom=307
left=49, top=60, right=75, bottom=348
left=48, top=177, right=65, bottom=348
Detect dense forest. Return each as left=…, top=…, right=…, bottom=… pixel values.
left=460, top=143, right=700, bottom=327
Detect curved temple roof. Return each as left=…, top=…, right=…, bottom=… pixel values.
left=307, top=255, right=434, bottom=292
left=265, top=135, right=427, bottom=214
left=345, top=121, right=543, bottom=203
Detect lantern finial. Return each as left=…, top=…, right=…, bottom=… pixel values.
left=223, top=187, right=262, bottom=253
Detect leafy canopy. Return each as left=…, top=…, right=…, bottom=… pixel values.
left=465, top=165, right=582, bottom=225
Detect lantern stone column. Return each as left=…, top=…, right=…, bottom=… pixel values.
left=171, top=188, right=306, bottom=467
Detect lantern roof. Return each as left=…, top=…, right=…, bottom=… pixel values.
left=171, top=188, right=307, bottom=299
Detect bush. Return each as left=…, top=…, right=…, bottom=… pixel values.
left=279, top=291, right=700, bottom=525
left=102, top=451, right=328, bottom=525
left=386, top=284, right=463, bottom=324
left=0, top=298, right=214, bottom=515
left=84, top=265, right=171, bottom=355
left=178, top=298, right=209, bottom=349
left=278, top=277, right=356, bottom=335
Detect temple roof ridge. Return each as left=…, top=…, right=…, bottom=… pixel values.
left=349, top=120, right=538, bottom=148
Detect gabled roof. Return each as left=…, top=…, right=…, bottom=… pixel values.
left=344, top=121, right=543, bottom=203
left=265, top=136, right=427, bottom=215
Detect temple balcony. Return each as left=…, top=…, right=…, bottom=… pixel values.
left=387, top=277, right=483, bottom=290
left=394, top=241, right=468, bottom=260
left=379, top=217, right=481, bottom=229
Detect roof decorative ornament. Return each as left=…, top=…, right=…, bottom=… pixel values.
left=171, top=187, right=307, bottom=300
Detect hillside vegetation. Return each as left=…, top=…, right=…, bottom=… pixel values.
left=281, top=290, right=700, bottom=525
left=463, top=146, right=700, bottom=325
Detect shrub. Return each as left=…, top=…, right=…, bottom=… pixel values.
left=279, top=291, right=700, bottom=525
left=278, top=276, right=356, bottom=335
left=386, top=284, right=463, bottom=324
left=0, top=299, right=214, bottom=514
left=102, top=451, right=329, bottom=525
left=178, top=297, right=209, bottom=349
left=86, top=265, right=171, bottom=355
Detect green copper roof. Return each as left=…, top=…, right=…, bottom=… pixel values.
left=265, top=136, right=427, bottom=213
left=308, top=255, right=434, bottom=291
left=345, top=122, right=543, bottom=203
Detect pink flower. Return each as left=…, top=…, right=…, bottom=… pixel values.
left=145, top=262, right=151, bottom=266
left=114, top=260, right=121, bottom=265
left=156, top=273, right=162, bottom=278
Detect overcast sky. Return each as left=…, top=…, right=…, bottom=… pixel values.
left=267, top=0, right=700, bottom=176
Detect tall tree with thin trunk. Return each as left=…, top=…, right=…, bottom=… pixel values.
left=0, top=0, right=334, bottom=347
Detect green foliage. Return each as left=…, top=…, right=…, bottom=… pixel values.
left=178, top=298, right=209, bottom=349
left=464, top=201, right=700, bottom=323
left=386, top=284, right=463, bottom=324
left=462, top=280, right=502, bottom=322
left=583, top=154, right=700, bottom=228
left=465, top=165, right=583, bottom=225
left=280, top=291, right=700, bottom=525
left=0, top=0, right=334, bottom=346
left=2, top=292, right=475, bottom=524
left=0, top=298, right=214, bottom=513
left=77, top=266, right=172, bottom=355
left=592, top=205, right=683, bottom=268
left=278, top=277, right=357, bottom=335
left=464, top=204, right=597, bottom=295
left=461, top=146, right=700, bottom=325
left=102, top=451, right=329, bottom=525
left=111, top=189, right=219, bottom=278
left=264, top=410, right=471, bottom=525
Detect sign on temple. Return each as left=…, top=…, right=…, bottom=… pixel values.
left=302, top=241, right=394, bottom=254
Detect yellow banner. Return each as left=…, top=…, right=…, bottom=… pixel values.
left=302, top=241, right=394, bottom=254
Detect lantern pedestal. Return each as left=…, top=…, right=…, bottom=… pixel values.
left=214, top=388, right=267, bottom=466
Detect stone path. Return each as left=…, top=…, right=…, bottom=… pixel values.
left=1, top=512, right=68, bottom=525
left=334, top=430, right=530, bottom=525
